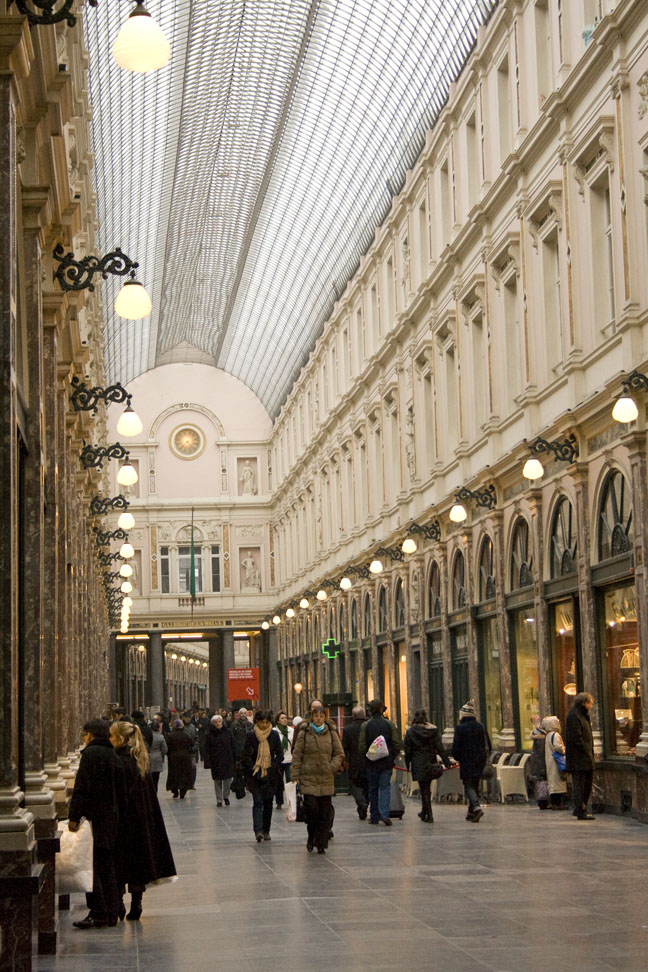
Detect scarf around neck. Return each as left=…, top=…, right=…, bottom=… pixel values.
left=253, top=724, right=272, bottom=777
left=277, top=723, right=289, bottom=752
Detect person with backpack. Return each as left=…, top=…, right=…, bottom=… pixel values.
left=359, top=699, right=401, bottom=827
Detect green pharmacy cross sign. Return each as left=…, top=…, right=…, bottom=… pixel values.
left=321, top=638, right=341, bottom=659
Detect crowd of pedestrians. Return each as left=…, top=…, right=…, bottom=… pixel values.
left=67, top=691, right=599, bottom=930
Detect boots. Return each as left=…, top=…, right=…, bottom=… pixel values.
left=126, top=890, right=143, bottom=921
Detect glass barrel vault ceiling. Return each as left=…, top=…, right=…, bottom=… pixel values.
left=84, top=0, right=498, bottom=419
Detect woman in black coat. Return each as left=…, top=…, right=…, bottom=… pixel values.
left=404, top=708, right=451, bottom=823
left=110, top=721, right=176, bottom=921
left=242, top=709, right=284, bottom=842
left=166, top=720, right=194, bottom=798
left=204, top=714, right=236, bottom=806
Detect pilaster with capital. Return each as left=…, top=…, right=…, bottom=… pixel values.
left=491, top=511, right=514, bottom=749
left=528, top=489, right=552, bottom=719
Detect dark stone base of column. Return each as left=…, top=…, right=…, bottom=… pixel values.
left=38, top=929, right=57, bottom=954
left=58, top=894, right=70, bottom=910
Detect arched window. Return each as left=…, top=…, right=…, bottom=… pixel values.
left=451, top=551, right=466, bottom=610
left=478, top=535, right=495, bottom=601
left=550, top=496, right=577, bottom=577
left=599, top=470, right=633, bottom=560
left=510, top=518, right=533, bottom=590
left=338, top=602, right=345, bottom=641
left=427, top=561, right=441, bottom=618
left=363, top=594, right=372, bottom=639
left=329, top=607, right=335, bottom=640
left=313, top=616, right=319, bottom=651
left=377, top=586, right=388, bottom=633
left=350, top=598, right=358, bottom=640
left=393, top=577, right=405, bottom=628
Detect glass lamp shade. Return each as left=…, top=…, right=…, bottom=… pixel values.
left=316, top=589, right=327, bottom=600
left=122, top=596, right=133, bottom=607
left=180, top=655, right=186, bottom=662
left=261, top=620, right=270, bottom=630
left=117, top=463, right=138, bottom=486
left=612, top=395, right=639, bottom=423
left=339, top=576, right=352, bottom=591
left=369, top=559, right=383, bottom=574
left=116, top=404, right=143, bottom=438
left=117, top=511, right=135, bottom=530
left=402, top=537, right=417, bottom=554
left=286, top=607, right=295, bottom=618
left=170, top=652, right=177, bottom=659
left=449, top=504, right=467, bottom=523
left=114, top=280, right=152, bottom=320
left=522, top=457, right=544, bottom=481
left=121, top=610, right=130, bottom=621
left=119, top=542, right=135, bottom=559
left=112, top=4, right=171, bottom=74
left=203, top=662, right=208, bottom=668
left=119, top=563, right=133, bottom=577
left=294, top=682, right=303, bottom=694
left=299, top=597, right=309, bottom=609
left=120, top=624, right=129, bottom=633
left=272, top=615, right=281, bottom=625
left=120, top=580, right=133, bottom=594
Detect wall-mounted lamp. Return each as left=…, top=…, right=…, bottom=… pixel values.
left=117, top=511, right=135, bottom=530
left=299, top=597, right=310, bottom=609
left=80, top=442, right=129, bottom=471
left=272, top=615, right=281, bottom=625
left=98, top=551, right=122, bottom=566
left=450, top=484, right=497, bottom=522
left=339, top=576, right=352, bottom=591
left=117, top=462, right=139, bottom=486
left=120, top=580, right=133, bottom=594
left=53, top=244, right=151, bottom=319
left=90, top=494, right=129, bottom=516
left=369, top=559, right=384, bottom=574
left=375, top=544, right=404, bottom=564
left=316, top=589, right=328, bottom=601
left=522, top=434, right=578, bottom=480
left=404, top=520, right=441, bottom=547
left=119, top=543, right=135, bottom=559
left=93, top=526, right=128, bottom=546
left=286, top=607, right=295, bottom=618
left=261, top=619, right=270, bottom=630
left=612, top=370, right=648, bottom=423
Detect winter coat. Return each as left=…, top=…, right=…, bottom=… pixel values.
left=565, top=702, right=595, bottom=772
left=273, top=724, right=294, bottom=764
left=359, top=715, right=401, bottom=770
left=205, top=726, right=236, bottom=781
left=529, top=729, right=547, bottom=780
left=113, top=746, right=176, bottom=887
left=242, top=729, right=284, bottom=796
left=451, top=716, right=490, bottom=780
left=165, top=728, right=194, bottom=792
left=342, top=718, right=368, bottom=786
left=231, top=718, right=252, bottom=760
left=149, top=731, right=168, bottom=774
left=134, top=718, right=153, bottom=750
left=292, top=722, right=345, bottom=796
left=404, top=723, right=450, bottom=781
left=68, top=738, right=125, bottom=849
left=545, top=731, right=568, bottom=795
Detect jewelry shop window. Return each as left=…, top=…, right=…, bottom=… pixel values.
left=601, top=585, right=640, bottom=757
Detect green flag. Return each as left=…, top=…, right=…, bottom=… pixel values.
left=190, top=507, right=196, bottom=604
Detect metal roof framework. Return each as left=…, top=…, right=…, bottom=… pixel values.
left=85, top=0, right=498, bottom=418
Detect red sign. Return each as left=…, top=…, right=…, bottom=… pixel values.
left=226, top=667, right=260, bottom=702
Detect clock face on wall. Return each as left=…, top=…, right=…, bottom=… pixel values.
left=170, top=424, right=205, bottom=460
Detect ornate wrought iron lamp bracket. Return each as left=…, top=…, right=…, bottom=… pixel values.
left=71, top=377, right=132, bottom=415
left=408, top=520, right=441, bottom=542
left=529, top=433, right=578, bottom=464
left=80, top=442, right=129, bottom=470
left=93, top=527, right=128, bottom=546
left=53, top=244, right=138, bottom=293
left=90, top=494, right=130, bottom=517
left=455, top=484, right=497, bottom=510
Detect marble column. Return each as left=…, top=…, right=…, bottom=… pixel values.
left=437, top=546, right=454, bottom=747
left=207, top=634, right=222, bottom=708
left=528, top=489, right=552, bottom=717
left=491, top=511, right=515, bottom=750
left=147, top=632, right=165, bottom=710
left=221, top=630, right=235, bottom=705
left=462, top=532, right=481, bottom=708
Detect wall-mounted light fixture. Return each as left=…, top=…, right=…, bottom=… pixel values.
left=80, top=442, right=129, bottom=471
left=53, top=244, right=151, bottom=319
left=93, top=527, right=128, bottom=546
left=522, top=433, right=578, bottom=480
left=98, top=551, right=123, bottom=566
left=612, top=370, right=648, bottom=424
left=90, top=494, right=129, bottom=516
left=402, top=519, right=441, bottom=552
left=450, top=484, right=497, bottom=522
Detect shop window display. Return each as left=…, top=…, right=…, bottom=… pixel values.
left=601, top=585, right=641, bottom=756
left=479, top=617, right=502, bottom=744
left=552, top=598, right=578, bottom=729
left=511, top=609, right=540, bottom=748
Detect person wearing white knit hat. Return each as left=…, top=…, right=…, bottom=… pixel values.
left=451, top=700, right=491, bottom=822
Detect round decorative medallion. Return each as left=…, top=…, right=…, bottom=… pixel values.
left=169, top=424, right=205, bottom=460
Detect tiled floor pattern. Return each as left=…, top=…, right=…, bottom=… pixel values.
left=38, top=772, right=648, bottom=972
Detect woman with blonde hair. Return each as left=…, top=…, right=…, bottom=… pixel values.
left=109, top=721, right=176, bottom=920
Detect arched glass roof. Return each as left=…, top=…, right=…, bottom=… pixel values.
left=84, top=0, right=498, bottom=418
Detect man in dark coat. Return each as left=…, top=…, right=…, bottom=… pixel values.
left=166, top=720, right=194, bottom=797
left=565, top=692, right=596, bottom=820
left=205, top=715, right=236, bottom=805
left=68, top=719, right=125, bottom=928
left=132, top=710, right=153, bottom=750
left=451, top=701, right=490, bottom=822
left=359, top=699, right=401, bottom=826
left=231, top=707, right=252, bottom=793
left=343, top=706, right=369, bottom=819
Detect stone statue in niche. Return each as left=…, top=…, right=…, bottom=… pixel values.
left=239, top=459, right=257, bottom=495
left=405, top=408, right=416, bottom=482
left=410, top=569, right=420, bottom=621
left=639, top=72, right=648, bottom=119
left=240, top=550, right=262, bottom=592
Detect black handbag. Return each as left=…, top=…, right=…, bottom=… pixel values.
left=429, top=762, right=444, bottom=780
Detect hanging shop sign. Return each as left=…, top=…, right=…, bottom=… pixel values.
left=227, top=667, right=260, bottom=701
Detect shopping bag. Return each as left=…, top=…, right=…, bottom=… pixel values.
left=284, top=781, right=297, bottom=822
left=366, top=734, right=389, bottom=761
left=56, top=820, right=93, bottom=894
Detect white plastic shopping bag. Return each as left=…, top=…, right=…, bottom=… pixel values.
left=366, top=734, right=389, bottom=761
left=56, top=820, right=93, bottom=894
left=284, top=781, right=297, bottom=822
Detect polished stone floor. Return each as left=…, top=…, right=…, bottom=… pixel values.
left=38, top=770, right=648, bottom=972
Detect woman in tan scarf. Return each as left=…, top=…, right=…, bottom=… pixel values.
left=242, top=710, right=285, bottom=842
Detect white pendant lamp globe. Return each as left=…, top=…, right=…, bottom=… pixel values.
left=272, top=615, right=281, bottom=625
left=316, top=589, right=327, bottom=601
left=286, top=607, right=295, bottom=618
left=340, top=576, right=352, bottom=591
left=112, top=3, right=171, bottom=74
left=449, top=503, right=467, bottom=523
left=120, top=624, right=129, bottom=633
left=117, top=463, right=138, bottom=486
left=299, top=597, right=309, bottom=609
left=123, top=596, right=133, bottom=607
left=369, top=559, right=383, bottom=574
left=402, top=537, right=417, bottom=554
left=522, top=457, right=544, bottom=481
left=120, top=542, right=135, bottom=559
left=117, top=511, right=135, bottom=530
left=116, top=404, right=143, bottom=437
left=121, top=580, right=133, bottom=594
left=261, top=620, right=270, bottom=630
left=119, top=563, right=133, bottom=578
left=612, top=395, right=639, bottom=423
left=114, top=279, right=153, bottom=320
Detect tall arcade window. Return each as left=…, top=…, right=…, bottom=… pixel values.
left=350, top=599, right=358, bottom=641
left=377, top=587, right=388, bottom=633
left=394, top=578, right=405, bottom=628
left=451, top=551, right=466, bottom=611
left=427, top=561, right=442, bottom=618
left=598, top=470, right=633, bottom=560
left=338, top=603, right=345, bottom=642
left=363, top=594, right=372, bottom=639
left=550, top=497, right=577, bottom=578
left=510, top=518, right=533, bottom=590
left=478, top=535, right=495, bottom=602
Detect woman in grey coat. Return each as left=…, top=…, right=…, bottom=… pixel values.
left=149, top=723, right=168, bottom=793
